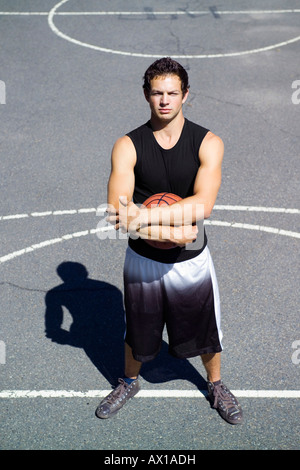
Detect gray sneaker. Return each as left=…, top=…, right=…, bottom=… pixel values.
left=207, top=380, right=243, bottom=425
left=95, top=378, right=140, bottom=419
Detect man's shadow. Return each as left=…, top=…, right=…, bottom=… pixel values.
left=45, top=261, right=207, bottom=390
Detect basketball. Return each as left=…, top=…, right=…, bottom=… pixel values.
left=142, top=192, right=182, bottom=249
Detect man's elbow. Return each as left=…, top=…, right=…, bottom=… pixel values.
left=203, top=203, right=214, bottom=219
left=204, top=209, right=212, bottom=219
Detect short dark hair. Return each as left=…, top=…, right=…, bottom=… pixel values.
left=143, top=57, right=190, bottom=96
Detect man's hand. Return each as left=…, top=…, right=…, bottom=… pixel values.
left=119, top=197, right=145, bottom=236
left=106, top=196, right=147, bottom=238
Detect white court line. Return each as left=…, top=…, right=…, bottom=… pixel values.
left=205, top=220, right=300, bottom=239
left=0, top=205, right=299, bottom=221
left=214, top=205, right=300, bottom=214
left=2, top=5, right=300, bottom=58
left=0, top=205, right=299, bottom=264
left=47, top=1, right=300, bottom=59
left=0, top=219, right=299, bottom=265
left=0, top=228, right=99, bottom=264
left=0, top=207, right=98, bottom=221
left=0, top=390, right=299, bottom=398
left=1, top=10, right=300, bottom=15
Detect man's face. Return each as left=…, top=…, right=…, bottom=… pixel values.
left=145, top=74, right=189, bottom=122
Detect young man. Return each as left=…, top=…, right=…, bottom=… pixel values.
left=96, top=58, right=243, bottom=425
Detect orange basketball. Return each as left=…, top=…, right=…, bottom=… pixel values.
left=142, top=192, right=182, bottom=249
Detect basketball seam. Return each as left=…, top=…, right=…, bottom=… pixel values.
left=145, top=192, right=180, bottom=206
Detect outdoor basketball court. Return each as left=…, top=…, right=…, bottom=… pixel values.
left=0, top=0, right=299, bottom=451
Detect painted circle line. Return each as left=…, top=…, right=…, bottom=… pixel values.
left=0, top=219, right=299, bottom=265
left=2, top=9, right=300, bottom=16
left=1, top=204, right=299, bottom=221
left=48, top=0, right=300, bottom=59
left=0, top=204, right=298, bottom=263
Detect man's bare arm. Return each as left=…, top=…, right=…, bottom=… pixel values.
left=107, top=132, right=223, bottom=245
left=116, top=132, right=224, bottom=232
left=137, top=223, right=198, bottom=245
left=107, top=136, right=136, bottom=211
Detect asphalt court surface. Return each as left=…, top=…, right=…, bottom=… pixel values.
left=0, top=0, right=299, bottom=451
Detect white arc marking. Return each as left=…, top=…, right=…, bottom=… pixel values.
left=0, top=219, right=299, bottom=265
left=0, top=205, right=299, bottom=221
left=2, top=10, right=300, bottom=16
left=47, top=0, right=300, bottom=59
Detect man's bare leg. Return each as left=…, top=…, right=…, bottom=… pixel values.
left=124, top=342, right=142, bottom=379
left=201, top=352, right=221, bottom=382
left=201, top=352, right=243, bottom=424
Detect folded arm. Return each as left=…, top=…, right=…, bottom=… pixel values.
left=106, top=131, right=223, bottom=245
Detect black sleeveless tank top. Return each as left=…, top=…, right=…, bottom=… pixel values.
left=126, top=118, right=209, bottom=263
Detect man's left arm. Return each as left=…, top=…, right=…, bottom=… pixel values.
left=188, top=131, right=224, bottom=220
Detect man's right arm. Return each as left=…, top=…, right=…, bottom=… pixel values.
left=107, top=136, right=136, bottom=211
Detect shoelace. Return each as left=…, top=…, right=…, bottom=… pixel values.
left=106, top=378, right=128, bottom=404
left=212, top=383, right=238, bottom=410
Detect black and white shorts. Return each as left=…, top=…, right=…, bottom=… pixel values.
left=123, top=246, right=223, bottom=362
